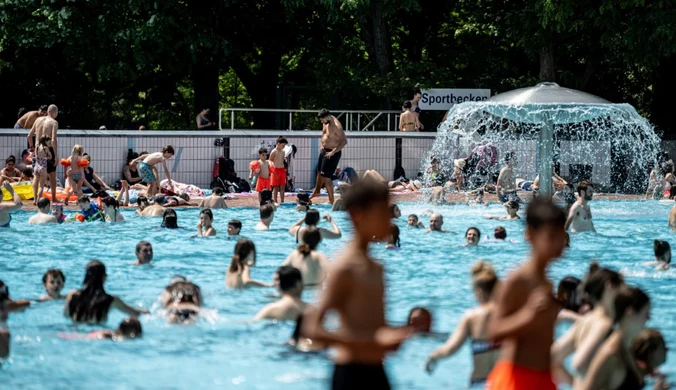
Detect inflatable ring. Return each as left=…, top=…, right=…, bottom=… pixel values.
left=42, top=189, right=78, bottom=203
left=60, top=158, right=71, bottom=167
left=77, top=159, right=90, bottom=168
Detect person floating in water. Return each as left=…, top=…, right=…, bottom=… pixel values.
left=642, top=240, right=671, bottom=270
left=39, top=269, right=66, bottom=301
left=485, top=199, right=567, bottom=390
left=252, top=266, right=307, bottom=322
left=565, top=181, right=596, bottom=233
left=88, top=317, right=143, bottom=340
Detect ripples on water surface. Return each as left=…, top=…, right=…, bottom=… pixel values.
left=1, top=200, right=674, bottom=389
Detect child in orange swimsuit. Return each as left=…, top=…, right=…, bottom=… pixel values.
left=249, top=148, right=271, bottom=204
left=485, top=199, right=567, bottom=390
left=269, top=137, right=288, bottom=204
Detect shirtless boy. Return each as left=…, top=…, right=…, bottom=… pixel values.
left=39, top=269, right=66, bottom=301
left=399, top=101, right=419, bottom=132
left=269, top=137, right=288, bottom=205
left=250, top=148, right=271, bottom=203
left=27, top=104, right=59, bottom=203
left=135, top=196, right=166, bottom=217
left=496, top=152, right=520, bottom=203
left=565, top=181, right=595, bottom=233
left=486, top=200, right=521, bottom=220
left=15, top=105, right=47, bottom=130
left=311, top=109, right=347, bottom=205
left=29, top=197, right=58, bottom=224
left=130, top=145, right=174, bottom=197
left=252, top=266, right=307, bottom=322
left=198, top=187, right=227, bottom=209
left=303, top=180, right=424, bottom=390
left=255, top=203, right=275, bottom=231
left=486, top=199, right=567, bottom=390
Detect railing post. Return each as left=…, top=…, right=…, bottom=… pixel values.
left=219, top=108, right=224, bottom=131
left=231, top=111, right=235, bottom=130
left=357, top=113, right=360, bottom=132
left=289, top=112, right=292, bottom=131
left=387, top=114, right=391, bottom=131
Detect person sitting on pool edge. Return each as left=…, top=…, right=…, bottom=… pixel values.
left=407, top=214, right=425, bottom=228
left=65, top=260, right=149, bottom=324
left=486, top=200, right=521, bottom=220
left=39, top=269, right=66, bottom=301
left=225, top=239, right=270, bottom=289
left=197, top=208, right=216, bottom=237
left=198, top=187, right=227, bottom=209
left=255, top=203, right=275, bottom=231
left=29, top=197, right=57, bottom=224
left=136, top=195, right=166, bottom=217
left=161, top=209, right=179, bottom=229
left=134, top=241, right=153, bottom=265
left=227, top=220, right=242, bottom=236
left=165, top=281, right=203, bottom=324
left=425, top=213, right=447, bottom=233
left=642, top=240, right=671, bottom=270
left=288, top=208, right=341, bottom=243
left=252, top=266, right=307, bottom=322
left=88, top=317, right=143, bottom=340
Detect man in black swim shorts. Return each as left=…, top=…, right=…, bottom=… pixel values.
left=310, top=109, right=347, bottom=205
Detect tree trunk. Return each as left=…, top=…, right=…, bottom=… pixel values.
left=360, top=0, right=393, bottom=76
left=539, top=43, right=556, bottom=82
left=192, top=61, right=220, bottom=130
left=651, top=55, right=676, bottom=138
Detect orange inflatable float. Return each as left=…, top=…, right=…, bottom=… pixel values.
left=60, top=158, right=71, bottom=166
left=41, top=188, right=78, bottom=203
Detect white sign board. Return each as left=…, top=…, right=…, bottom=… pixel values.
left=420, top=89, right=491, bottom=110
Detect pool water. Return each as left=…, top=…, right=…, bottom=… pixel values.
left=1, top=200, right=674, bottom=389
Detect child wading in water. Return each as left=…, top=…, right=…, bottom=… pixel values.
left=32, top=135, right=52, bottom=205
left=39, top=269, right=66, bottom=301
left=130, top=145, right=175, bottom=198
left=485, top=198, right=567, bottom=390
left=197, top=208, right=216, bottom=236
left=303, top=180, right=425, bottom=390
left=269, top=137, right=288, bottom=205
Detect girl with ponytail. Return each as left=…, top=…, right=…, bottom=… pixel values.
left=282, top=228, right=331, bottom=287
left=226, top=239, right=270, bottom=289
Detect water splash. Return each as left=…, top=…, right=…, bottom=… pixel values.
left=424, top=101, right=661, bottom=193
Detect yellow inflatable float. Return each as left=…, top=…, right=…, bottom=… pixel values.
left=2, top=181, right=34, bottom=201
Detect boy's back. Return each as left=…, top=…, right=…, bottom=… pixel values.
left=143, top=152, right=164, bottom=166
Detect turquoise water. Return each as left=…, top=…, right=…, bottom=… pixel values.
left=1, top=200, right=674, bottom=389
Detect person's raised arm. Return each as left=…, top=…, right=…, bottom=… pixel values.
left=27, top=121, right=37, bottom=149
left=486, top=277, right=538, bottom=341
left=426, top=313, right=470, bottom=373
left=320, top=214, right=341, bottom=238
left=288, top=217, right=305, bottom=236
left=111, top=296, right=149, bottom=317
left=242, top=266, right=272, bottom=288
left=0, top=182, right=22, bottom=212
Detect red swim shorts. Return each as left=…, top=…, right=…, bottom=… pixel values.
left=485, top=361, right=555, bottom=390
left=271, top=167, right=286, bottom=187
left=256, top=176, right=271, bottom=192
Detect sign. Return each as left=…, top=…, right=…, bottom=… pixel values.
left=420, top=89, right=491, bottom=110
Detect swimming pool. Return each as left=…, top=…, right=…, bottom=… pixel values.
left=1, top=200, right=674, bottom=389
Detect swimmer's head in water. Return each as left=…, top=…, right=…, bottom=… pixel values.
left=37, top=196, right=51, bottom=212
left=388, top=224, right=401, bottom=247
left=557, top=276, right=582, bottom=313
left=654, top=240, right=671, bottom=264
left=407, top=307, right=432, bottom=333
left=407, top=214, right=419, bottom=227
left=230, top=239, right=256, bottom=273
left=275, top=266, right=303, bottom=296
left=342, top=180, right=391, bottom=241
left=494, top=226, right=507, bottom=240
left=525, top=199, right=567, bottom=261
left=632, top=328, right=667, bottom=374
left=0, top=280, right=8, bottom=321
left=465, top=227, right=480, bottom=246
left=429, top=214, right=443, bottom=231
left=117, top=317, right=143, bottom=339
left=76, top=195, right=91, bottom=210
left=389, top=204, right=401, bottom=219
left=135, top=241, right=153, bottom=264
left=227, top=220, right=242, bottom=236
left=161, top=209, right=178, bottom=229
left=505, top=200, right=519, bottom=212
left=583, top=266, right=623, bottom=306
left=51, top=203, right=63, bottom=219
left=577, top=181, right=594, bottom=200
left=305, top=209, right=320, bottom=226
left=167, top=281, right=202, bottom=306
left=200, top=208, right=214, bottom=226
left=613, top=286, right=651, bottom=327
left=136, top=196, right=149, bottom=210
left=42, top=269, right=65, bottom=296
left=260, top=203, right=275, bottom=222
left=101, top=196, right=119, bottom=211
left=299, top=228, right=322, bottom=255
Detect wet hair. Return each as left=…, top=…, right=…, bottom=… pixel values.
left=229, top=239, right=256, bottom=273
left=117, top=317, right=143, bottom=339
left=342, top=180, right=389, bottom=212
left=318, top=109, right=331, bottom=119
left=472, top=270, right=498, bottom=295
left=228, top=220, right=242, bottom=230
left=42, top=269, right=65, bottom=285
left=166, top=281, right=202, bottom=306
left=76, top=195, right=91, bottom=204
left=654, top=240, right=671, bottom=263
left=557, top=276, right=581, bottom=312
left=276, top=136, right=288, bottom=145
left=494, top=226, right=507, bottom=240
left=67, top=260, right=114, bottom=323
left=136, top=196, right=149, bottom=207
left=161, top=209, right=178, bottom=229
left=258, top=147, right=268, bottom=156
left=584, top=266, right=623, bottom=304
left=613, top=286, right=650, bottom=323
left=389, top=224, right=401, bottom=247
left=260, top=204, right=275, bottom=219
left=465, top=227, right=481, bottom=240
left=37, top=197, right=50, bottom=210
left=632, top=329, right=665, bottom=365
left=0, top=280, right=8, bottom=302
left=305, top=209, right=320, bottom=226
left=403, top=100, right=412, bottom=109
left=153, top=194, right=167, bottom=205
left=277, top=266, right=302, bottom=292
left=101, top=196, right=119, bottom=209
left=39, top=104, right=48, bottom=112
left=408, top=214, right=418, bottom=223
left=212, top=187, right=224, bottom=195
left=526, top=199, right=566, bottom=230
left=200, top=208, right=213, bottom=221
left=162, top=145, right=175, bottom=155
left=389, top=204, right=400, bottom=218
left=470, top=260, right=495, bottom=277
left=407, top=307, right=432, bottom=333
left=298, top=228, right=321, bottom=255
left=577, top=181, right=593, bottom=196
left=506, top=200, right=520, bottom=210
left=135, top=241, right=151, bottom=255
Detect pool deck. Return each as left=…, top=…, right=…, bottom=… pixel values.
left=15, top=192, right=652, bottom=212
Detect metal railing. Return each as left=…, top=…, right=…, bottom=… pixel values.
left=218, top=108, right=403, bottom=131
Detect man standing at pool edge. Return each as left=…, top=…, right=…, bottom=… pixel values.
left=27, top=104, right=59, bottom=204
left=310, top=109, right=346, bottom=206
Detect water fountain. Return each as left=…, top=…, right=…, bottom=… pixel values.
left=426, top=82, right=662, bottom=198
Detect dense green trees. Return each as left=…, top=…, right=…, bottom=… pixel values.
left=1, top=0, right=675, bottom=133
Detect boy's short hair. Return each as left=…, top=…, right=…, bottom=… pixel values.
left=212, top=187, right=224, bottom=195
left=22, top=167, right=34, bottom=178
left=342, top=180, right=389, bottom=212
left=153, top=195, right=167, bottom=205
left=506, top=200, right=520, bottom=210
left=200, top=208, right=213, bottom=220
left=162, top=145, right=175, bottom=155
left=276, top=137, right=288, bottom=145
left=135, top=241, right=152, bottom=254
left=137, top=196, right=149, bottom=206
left=260, top=189, right=272, bottom=204
left=318, top=109, right=331, bottom=119
left=42, top=269, right=65, bottom=285
left=654, top=240, right=671, bottom=261
left=260, top=204, right=275, bottom=219
left=277, top=266, right=302, bottom=292
left=258, top=148, right=268, bottom=155
left=494, top=226, right=507, bottom=239
left=577, top=181, right=593, bottom=195
left=76, top=195, right=90, bottom=204
left=408, top=214, right=418, bottom=221
left=37, top=197, right=50, bottom=209
left=228, top=220, right=242, bottom=230
left=525, top=198, right=566, bottom=230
